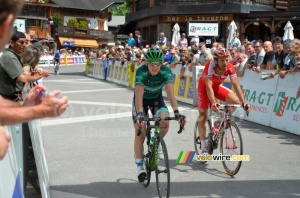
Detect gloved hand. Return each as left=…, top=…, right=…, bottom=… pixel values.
left=174, top=110, right=181, bottom=119
left=211, top=102, right=219, bottom=112
left=242, top=103, right=251, bottom=116
left=136, top=112, right=145, bottom=122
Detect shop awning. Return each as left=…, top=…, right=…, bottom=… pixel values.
left=58, top=37, right=99, bottom=48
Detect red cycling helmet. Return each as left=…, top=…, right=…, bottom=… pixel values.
left=212, top=48, right=230, bottom=59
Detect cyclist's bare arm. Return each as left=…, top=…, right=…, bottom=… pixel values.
left=205, top=77, right=216, bottom=104
left=134, top=85, right=144, bottom=114
left=165, top=83, right=178, bottom=111
left=230, top=75, right=245, bottom=103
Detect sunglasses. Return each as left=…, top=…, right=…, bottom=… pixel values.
left=17, top=40, right=28, bottom=45
left=149, top=62, right=162, bottom=66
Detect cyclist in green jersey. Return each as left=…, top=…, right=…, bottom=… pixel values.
left=132, top=47, right=186, bottom=182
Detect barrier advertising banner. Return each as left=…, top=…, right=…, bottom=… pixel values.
left=0, top=126, right=23, bottom=198
left=232, top=70, right=278, bottom=126
left=270, top=73, right=300, bottom=135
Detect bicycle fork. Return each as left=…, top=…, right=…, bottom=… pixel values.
left=224, top=124, right=237, bottom=149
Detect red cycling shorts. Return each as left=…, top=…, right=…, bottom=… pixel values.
left=197, top=84, right=232, bottom=110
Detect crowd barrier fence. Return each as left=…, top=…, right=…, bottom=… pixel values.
left=87, top=59, right=299, bottom=135
left=39, top=55, right=86, bottom=67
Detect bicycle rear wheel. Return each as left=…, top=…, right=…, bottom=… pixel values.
left=194, top=118, right=211, bottom=163
left=220, top=120, right=243, bottom=176
left=155, top=136, right=170, bottom=198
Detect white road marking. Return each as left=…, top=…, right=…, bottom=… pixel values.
left=41, top=112, right=132, bottom=126
left=69, top=100, right=132, bottom=107
left=62, top=88, right=124, bottom=93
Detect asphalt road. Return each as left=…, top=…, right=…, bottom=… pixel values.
left=26, top=64, right=300, bottom=198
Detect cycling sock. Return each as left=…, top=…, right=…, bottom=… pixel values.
left=201, top=140, right=206, bottom=150
left=136, top=159, right=144, bottom=172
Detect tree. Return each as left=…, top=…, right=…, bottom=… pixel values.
left=109, top=3, right=129, bottom=16
left=67, top=18, right=79, bottom=28
left=52, top=13, right=63, bottom=26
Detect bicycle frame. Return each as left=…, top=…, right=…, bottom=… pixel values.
left=209, top=104, right=240, bottom=150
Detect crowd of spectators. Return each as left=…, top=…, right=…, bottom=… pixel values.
left=90, top=31, right=300, bottom=80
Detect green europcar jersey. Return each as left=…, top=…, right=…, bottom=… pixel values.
left=135, top=65, right=173, bottom=99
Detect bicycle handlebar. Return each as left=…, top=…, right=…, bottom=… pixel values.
left=217, top=103, right=250, bottom=116
left=136, top=116, right=186, bottom=136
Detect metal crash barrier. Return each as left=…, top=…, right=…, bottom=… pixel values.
left=87, top=59, right=299, bottom=135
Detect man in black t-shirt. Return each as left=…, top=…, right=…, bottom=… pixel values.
left=255, top=41, right=276, bottom=72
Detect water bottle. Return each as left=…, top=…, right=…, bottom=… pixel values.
left=149, top=136, right=155, bottom=152
left=37, top=88, right=61, bottom=101
left=214, top=118, right=221, bottom=128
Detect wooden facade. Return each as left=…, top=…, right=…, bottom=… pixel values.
left=122, top=0, right=300, bottom=46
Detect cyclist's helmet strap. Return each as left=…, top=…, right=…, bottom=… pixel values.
left=213, top=48, right=230, bottom=59
left=145, top=47, right=164, bottom=63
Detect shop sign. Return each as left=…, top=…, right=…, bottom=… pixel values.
left=162, top=14, right=233, bottom=23
left=188, top=22, right=219, bottom=36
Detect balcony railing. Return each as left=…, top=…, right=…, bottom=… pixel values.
left=57, top=26, right=114, bottom=40
left=21, top=10, right=47, bottom=18
left=137, top=0, right=295, bottom=9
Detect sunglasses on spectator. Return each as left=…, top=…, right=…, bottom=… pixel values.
left=16, top=40, right=28, bottom=45
left=254, top=45, right=261, bottom=48
left=149, top=62, right=162, bottom=66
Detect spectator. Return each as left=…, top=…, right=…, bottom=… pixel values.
left=291, top=47, right=300, bottom=73
left=229, top=33, right=241, bottom=49
left=162, top=46, right=171, bottom=65
left=128, top=33, right=135, bottom=47
left=157, top=32, right=167, bottom=47
left=260, top=41, right=276, bottom=70
left=252, top=40, right=265, bottom=72
left=190, top=35, right=199, bottom=47
left=188, top=47, right=200, bottom=71
left=198, top=42, right=212, bottom=65
left=135, top=30, right=143, bottom=49
left=278, top=40, right=296, bottom=78
left=169, top=49, right=180, bottom=68
left=21, top=45, right=43, bottom=95
left=0, top=31, right=42, bottom=101
left=293, top=38, right=300, bottom=48
left=211, top=42, right=218, bottom=53
left=178, top=33, right=188, bottom=48
left=244, top=42, right=256, bottom=69
left=271, top=37, right=287, bottom=71
left=179, top=53, right=188, bottom=78
left=235, top=52, right=248, bottom=77
left=0, top=0, right=69, bottom=161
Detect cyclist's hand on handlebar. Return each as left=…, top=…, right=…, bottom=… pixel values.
left=211, top=102, right=219, bottom=112
left=174, top=110, right=186, bottom=133
left=134, top=112, right=145, bottom=134
left=242, top=102, right=251, bottom=116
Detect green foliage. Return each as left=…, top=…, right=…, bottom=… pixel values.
left=78, top=20, right=87, bottom=28
left=67, top=18, right=79, bottom=28
left=52, top=13, right=63, bottom=26
left=110, top=3, right=130, bottom=16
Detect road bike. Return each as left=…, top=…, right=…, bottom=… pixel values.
left=194, top=104, right=244, bottom=176
left=137, top=115, right=185, bottom=198
left=54, top=58, right=60, bottom=75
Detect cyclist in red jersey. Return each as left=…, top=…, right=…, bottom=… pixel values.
left=197, top=48, right=250, bottom=154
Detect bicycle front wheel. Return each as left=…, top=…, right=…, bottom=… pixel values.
left=155, top=136, right=170, bottom=198
left=220, top=120, right=243, bottom=176
left=142, top=153, right=151, bottom=187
